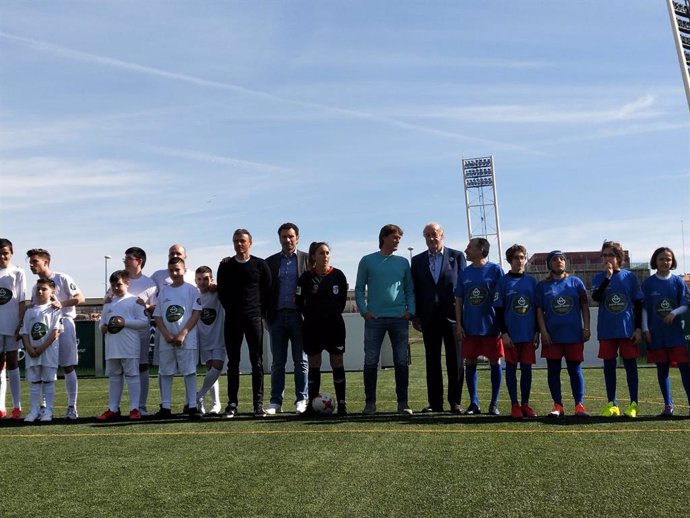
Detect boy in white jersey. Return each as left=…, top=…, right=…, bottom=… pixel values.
left=98, top=270, right=150, bottom=421
left=195, top=266, right=226, bottom=415
left=0, top=238, right=27, bottom=420
left=153, top=257, right=202, bottom=419
left=27, top=249, right=84, bottom=420
left=20, top=278, right=62, bottom=422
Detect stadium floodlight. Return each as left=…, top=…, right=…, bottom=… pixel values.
left=667, top=0, right=690, bottom=112
left=104, top=255, right=112, bottom=295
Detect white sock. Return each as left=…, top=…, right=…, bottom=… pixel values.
left=160, top=375, right=173, bottom=409
left=109, top=374, right=123, bottom=412
left=64, top=370, right=78, bottom=408
left=43, top=381, right=55, bottom=414
left=125, top=374, right=141, bottom=412
left=210, top=380, right=220, bottom=409
left=139, top=369, right=149, bottom=409
left=184, top=374, right=197, bottom=408
left=8, top=368, right=21, bottom=409
left=0, top=368, right=6, bottom=412
left=198, top=368, right=221, bottom=400
left=30, top=382, right=42, bottom=414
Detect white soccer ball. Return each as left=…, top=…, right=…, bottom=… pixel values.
left=311, top=392, right=335, bottom=415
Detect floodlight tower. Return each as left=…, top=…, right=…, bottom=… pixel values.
left=666, top=0, right=690, bottom=112
left=461, top=155, right=503, bottom=265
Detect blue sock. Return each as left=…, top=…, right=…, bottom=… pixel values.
left=566, top=361, right=584, bottom=405
left=656, top=363, right=672, bottom=406
left=546, top=359, right=562, bottom=405
left=623, top=358, right=638, bottom=403
left=603, top=359, right=617, bottom=404
left=677, top=363, right=690, bottom=405
left=490, top=363, right=502, bottom=406
left=505, top=363, right=518, bottom=405
left=520, top=364, right=532, bottom=405
left=466, top=363, right=478, bottom=405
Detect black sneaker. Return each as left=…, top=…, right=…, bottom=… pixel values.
left=421, top=405, right=443, bottom=413
left=450, top=404, right=464, bottom=415
left=186, top=406, right=202, bottom=419
left=337, top=403, right=348, bottom=416
left=222, top=404, right=237, bottom=419
left=154, top=406, right=173, bottom=419
left=488, top=404, right=500, bottom=416
left=465, top=402, right=481, bottom=415
left=254, top=406, right=267, bottom=418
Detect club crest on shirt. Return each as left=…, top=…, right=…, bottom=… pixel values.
left=511, top=295, right=531, bottom=316
left=200, top=307, right=217, bottom=325
left=551, top=295, right=574, bottom=315
left=0, top=287, right=12, bottom=305
left=166, top=304, right=185, bottom=323
left=655, top=298, right=674, bottom=318
left=70, top=283, right=76, bottom=291
left=468, top=287, right=488, bottom=306
left=605, top=292, right=628, bottom=314
left=31, top=322, right=48, bottom=340
left=333, top=285, right=339, bottom=295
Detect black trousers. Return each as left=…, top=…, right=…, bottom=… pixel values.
left=421, top=306, right=463, bottom=409
left=224, top=314, right=264, bottom=409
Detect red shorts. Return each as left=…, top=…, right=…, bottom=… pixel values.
left=504, top=342, right=537, bottom=365
left=462, top=335, right=504, bottom=361
left=598, top=339, right=640, bottom=360
left=646, top=346, right=690, bottom=364
left=541, top=343, right=584, bottom=362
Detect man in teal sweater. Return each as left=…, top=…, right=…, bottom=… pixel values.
left=355, top=224, right=416, bottom=415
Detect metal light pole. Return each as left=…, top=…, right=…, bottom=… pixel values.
left=104, top=255, right=112, bottom=294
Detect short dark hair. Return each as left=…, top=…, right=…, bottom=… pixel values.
left=124, top=247, right=147, bottom=268
left=277, top=222, right=299, bottom=236
left=378, top=224, right=403, bottom=249
left=505, top=244, right=527, bottom=263
left=650, top=247, right=677, bottom=270
left=168, top=257, right=186, bottom=267
left=233, top=229, right=252, bottom=242
left=0, top=238, right=13, bottom=253
left=27, top=248, right=51, bottom=263
left=110, top=270, right=129, bottom=283
left=36, top=278, right=56, bottom=290
left=471, top=237, right=490, bottom=258
left=195, top=265, right=213, bottom=276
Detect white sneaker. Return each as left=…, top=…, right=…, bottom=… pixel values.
left=209, top=403, right=222, bottom=415
left=40, top=411, right=53, bottom=422
left=196, top=397, right=206, bottom=415
left=266, top=403, right=282, bottom=415
left=295, top=400, right=308, bottom=415
left=65, top=406, right=78, bottom=420
left=24, top=409, right=40, bottom=423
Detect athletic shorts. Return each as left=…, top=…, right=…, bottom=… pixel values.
left=158, top=346, right=197, bottom=376
left=58, top=317, right=78, bottom=367
left=541, top=342, right=584, bottom=362
left=105, top=357, right=139, bottom=377
left=0, top=334, right=22, bottom=353
left=303, top=317, right=346, bottom=357
left=26, top=365, right=58, bottom=384
left=199, top=346, right=227, bottom=364
left=504, top=342, right=536, bottom=365
left=598, top=338, right=639, bottom=360
left=461, top=335, right=504, bottom=361
left=646, top=346, right=689, bottom=364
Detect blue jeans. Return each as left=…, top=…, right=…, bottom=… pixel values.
left=363, top=317, right=410, bottom=404
left=268, top=310, right=308, bottom=406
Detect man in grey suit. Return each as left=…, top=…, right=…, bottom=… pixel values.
left=265, top=223, right=310, bottom=415
left=411, top=222, right=466, bottom=413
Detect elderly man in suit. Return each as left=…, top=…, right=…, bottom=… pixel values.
left=265, top=222, right=311, bottom=415
left=411, top=222, right=466, bottom=414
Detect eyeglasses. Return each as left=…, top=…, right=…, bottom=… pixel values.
left=601, top=253, right=617, bottom=258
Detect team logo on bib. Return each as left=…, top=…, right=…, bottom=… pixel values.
left=655, top=298, right=674, bottom=318
left=468, top=287, right=488, bottom=306
left=166, top=305, right=185, bottom=323
left=551, top=295, right=574, bottom=315
left=0, top=288, right=12, bottom=305
left=200, top=308, right=217, bottom=325
left=511, top=295, right=531, bottom=316
left=605, top=293, right=627, bottom=314
left=31, top=322, right=48, bottom=340
left=333, top=285, right=339, bottom=295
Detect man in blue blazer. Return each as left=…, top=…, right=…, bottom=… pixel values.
left=411, top=222, right=466, bottom=413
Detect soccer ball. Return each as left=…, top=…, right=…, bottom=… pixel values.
left=311, top=393, right=335, bottom=415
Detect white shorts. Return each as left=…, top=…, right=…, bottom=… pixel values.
left=26, top=365, right=58, bottom=383
left=0, top=334, right=22, bottom=353
left=199, top=346, right=227, bottom=364
left=58, top=317, right=78, bottom=367
left=106, top=357, right=139, bottom=377
left=158, top=346, right=197, bottom=376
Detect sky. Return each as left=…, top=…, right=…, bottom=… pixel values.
left=1, top=0, right=689, bottom=297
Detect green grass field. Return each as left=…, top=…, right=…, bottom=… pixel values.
left=2, top=340, right=690, bottom=518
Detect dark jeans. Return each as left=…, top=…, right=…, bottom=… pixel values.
left=224, top=314, right=264, bottom=409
